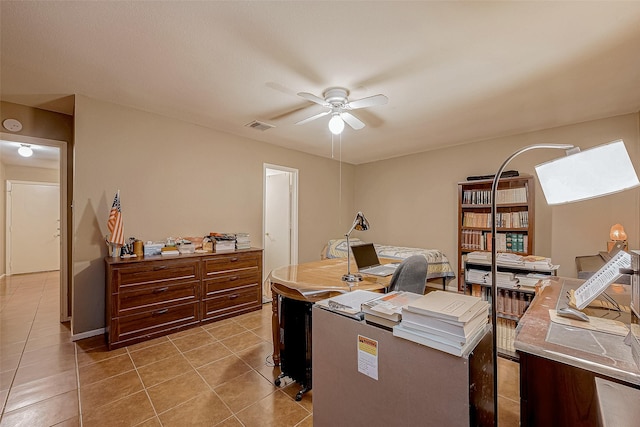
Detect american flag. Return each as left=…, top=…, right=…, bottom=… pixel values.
left=107, top=191, right=124, bottom=246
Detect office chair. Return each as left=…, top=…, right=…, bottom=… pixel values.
left=388, top=255, right=428, bottom=294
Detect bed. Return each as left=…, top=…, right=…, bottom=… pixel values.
left=321, top=238, right=456, bottom=287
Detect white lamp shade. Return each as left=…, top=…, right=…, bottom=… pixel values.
left=535, top=140, right=639, bottom=205
left=18, top=145, right=33, bottom=157
left=328, top=115, right=344, bottom=135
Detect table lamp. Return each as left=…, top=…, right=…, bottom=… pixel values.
left=342, top=211, right=370, bottom=283
left=488, top=139, right=639, bottom=425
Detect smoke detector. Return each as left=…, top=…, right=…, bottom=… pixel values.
left=3, top=118, right=23, bottom=132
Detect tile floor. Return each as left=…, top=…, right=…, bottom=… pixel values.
left=1, top=271, right=520, bottom=426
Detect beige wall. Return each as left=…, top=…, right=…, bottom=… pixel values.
left=72, top=95, right=356, bottom=334
left=4, top=96, right=640, bottom=336
left=4, top=165, right=60, bottom=183
left=355, top=113, right=640, bottom=279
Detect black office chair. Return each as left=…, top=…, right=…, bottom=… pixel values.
left=388, top=255, right=428, bottom=294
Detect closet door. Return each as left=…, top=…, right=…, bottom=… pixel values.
left=8, top=181, right=60, bottom=274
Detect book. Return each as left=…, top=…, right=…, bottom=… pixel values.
left=392, top=323, right=489, bottom=357
left=315, top=290, right=380, bottom=320
left=401, top=307, right=488, bottom=339
left=404, top=291, right=486, bottom=323
left=364, top=313, right=398, bottom=331
left=361, top=291, right=423, bottom=321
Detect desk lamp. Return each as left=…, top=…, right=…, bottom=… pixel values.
left=488, top=139, right=639, bottom=425
left=342, top=211, right=370, bottom=282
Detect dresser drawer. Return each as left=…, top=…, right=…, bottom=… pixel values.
left=113, top=260, right=200, bottom=292
left=112, top=301, right=200, bottom=345
left=202, top=252, right=260, bottom=275
left=203, top=270, right=259, bottom=296
left=114, top=280, right=200, bottom=316
left=202, top=285, right=260, bottom=321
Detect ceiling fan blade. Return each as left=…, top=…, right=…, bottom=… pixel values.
left=295, top=110, right=330, bottom=125
left=298, top=92, right=330, bottom=107
left=346, top=94, right=388, bottom=110
left=340, top=112, right=365, bottom=130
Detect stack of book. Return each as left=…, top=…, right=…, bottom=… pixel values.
left=235, top=233, right=251, bottom=250
left=160, top=246, right=179, bottom=256
left=393, top=291, right=489, bottom=357
left=211, top=233, right=236, bottom=252
left=360, top=291, right=423, bottom=331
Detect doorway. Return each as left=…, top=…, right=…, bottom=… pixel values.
left=263, top=164, right=298, bottom=301
left=1, top=133, right=68, bottom=322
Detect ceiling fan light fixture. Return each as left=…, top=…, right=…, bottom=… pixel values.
left=328, top=114, right=344, bottom=135
left=18, top=144, right=33, bottom=157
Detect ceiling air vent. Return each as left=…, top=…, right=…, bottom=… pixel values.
left=245, top=120, right=275, bottom=131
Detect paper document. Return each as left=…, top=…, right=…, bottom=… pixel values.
left=315, top=290, right=380, bottom=318
left=574, top=251, right=631, bottom=310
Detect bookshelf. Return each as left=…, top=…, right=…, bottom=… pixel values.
left=457, top=174, right=535, bottom=291
left=463, top=257, right=557, bottom=360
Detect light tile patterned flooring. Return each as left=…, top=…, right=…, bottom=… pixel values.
left=1, top=271, right=519, bottom=426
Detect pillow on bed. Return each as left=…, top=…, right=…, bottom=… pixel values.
left=323, top=238, right=366, bottom=259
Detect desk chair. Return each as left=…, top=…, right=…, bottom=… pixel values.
left=388, top=255, right=428, bottom=294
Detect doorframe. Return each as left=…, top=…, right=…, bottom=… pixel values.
left=263, top=163, right=299, bottom=275
left=1, top=133, right=69, bottom=322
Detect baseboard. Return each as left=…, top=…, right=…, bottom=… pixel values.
left=71, top=327, right=105, bottom=342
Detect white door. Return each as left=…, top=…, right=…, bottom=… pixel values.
left=8, top=181, right=60, bottom=274
left=263, top=165, right=298, bottom=301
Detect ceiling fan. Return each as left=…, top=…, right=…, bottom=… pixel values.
left=295, top=87, right=388, bottom=134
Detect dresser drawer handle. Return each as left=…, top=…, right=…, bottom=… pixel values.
left=228, top=294, right=239, bottom=300
left=153, top=309, right=169, bottom=315
left=229, top=276, right=238, bottom=282
left=153, top=287, right=169, bottom=293
left=230, top=257, right=239, bottom=262
left=153, top=266, right=168, bottom=271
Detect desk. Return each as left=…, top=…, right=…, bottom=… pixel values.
left=268, top=257, right=390, bottom=365
left=514, top=276, right=640, bottom=426
left=313, top=305, right=493, bottom=426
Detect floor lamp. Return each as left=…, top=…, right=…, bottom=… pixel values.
left=489, top=139, right=639, bottom=425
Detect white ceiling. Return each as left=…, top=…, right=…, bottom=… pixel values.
left=2, top=1, right=640, bottom=165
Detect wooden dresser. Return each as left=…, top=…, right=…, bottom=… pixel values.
left=105, top=248, right=262, bottom=349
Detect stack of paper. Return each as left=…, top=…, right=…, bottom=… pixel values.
left=235, top=233, right=251, bottom=249
left=465, top=269, right=518, bottom=288
left=515, top=273, right=547, bottom=289
left=393, top=291, right=489, bottom=356
left=496, top=252, right=525, bottom=267
left=315, top=290, right=380, bottom=320
left=361, top=291, right=423, bottom=330
left=521, top=255, right=554, bottom=270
